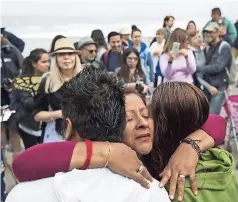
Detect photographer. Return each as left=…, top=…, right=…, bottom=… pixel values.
left=117, top=48, right=149, bottom=95
left=1, top=32, right=23, bottom=157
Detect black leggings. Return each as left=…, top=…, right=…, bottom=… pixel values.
left=18, top=128, right=41, bottom=149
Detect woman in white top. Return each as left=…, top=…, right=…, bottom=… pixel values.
left=150, top=29, right=166, bottom=85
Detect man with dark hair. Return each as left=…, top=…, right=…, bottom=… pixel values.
left=61, top=67, right=126, bottom=142
left=101, top=31, right=123, bottom=72
left=76, top=36, right=107, bottom=70
left=203, top=8, right=237, bottom=44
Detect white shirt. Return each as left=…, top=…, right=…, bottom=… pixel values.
left=53, top=168, right=171, bottom=202
left=150, top=40, right=165, bottom=72
left=6, top=177, right=58, bottom=202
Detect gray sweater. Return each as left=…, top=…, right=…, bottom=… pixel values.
left=197, top=41, right=232, bottom=88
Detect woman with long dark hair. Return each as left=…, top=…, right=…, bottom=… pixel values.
left=91, top=29, right=108, bottom=61
left=129, top=26, right=154, bottom=85
left=11, top=49, right=49, bottom=149
left=117, top=48, right=149, bottom=95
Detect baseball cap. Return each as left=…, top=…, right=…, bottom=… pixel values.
left=119, top=27, right=131, bottom=35
left=204, top=22, right=220, bottom=32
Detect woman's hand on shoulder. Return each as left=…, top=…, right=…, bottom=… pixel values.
left=159, top=143, right=198, bottom=201
left=108, top=143, right=153, bottom=189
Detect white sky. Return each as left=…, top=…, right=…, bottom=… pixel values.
left=1, top=0, right=237, bottom=37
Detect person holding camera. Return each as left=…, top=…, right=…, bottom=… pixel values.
left=117, top=48, right=149, bottom=95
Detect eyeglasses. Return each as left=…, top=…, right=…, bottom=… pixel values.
left=127, top=57, right=138, bottom=61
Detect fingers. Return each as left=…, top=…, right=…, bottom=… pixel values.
left=190, top=174, right=198, bottom=196
left=177, top=176, right=186, bottom=201
left=168, top=166, right=179, bottom=200
left=141, top=166, right=153, bottom=182
left=132, top=172, right=150, bottom=189
left=159, top=166, right=171, bottom=188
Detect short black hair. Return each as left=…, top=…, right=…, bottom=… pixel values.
left=212, top=8, right=221, bottom=16
left=107, top=31, right=120, bottom=42
left=60, top=66, right=126, bottom=142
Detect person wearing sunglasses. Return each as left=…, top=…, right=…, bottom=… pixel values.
left=77, top=36, right=107, bottom=70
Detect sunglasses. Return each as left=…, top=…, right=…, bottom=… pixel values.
left=85, top=49, right=97, bottom=54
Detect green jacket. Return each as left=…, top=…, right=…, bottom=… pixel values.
left=171, top=148, right=238, bottom=202
left=203, top=17, right=237, bottom=43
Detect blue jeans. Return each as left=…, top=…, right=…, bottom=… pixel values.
left=205, top=87, right=226, bottom=115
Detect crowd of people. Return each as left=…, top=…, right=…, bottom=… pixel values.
left=1, top=6, right=238, bottom=202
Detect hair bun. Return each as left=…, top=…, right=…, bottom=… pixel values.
left=131, top=25, right=138, bottom=30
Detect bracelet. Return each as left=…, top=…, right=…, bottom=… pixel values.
left=104, top=141, right=111, bottom=168
left=180, top=138, right=202, bottom=158
left=168, top=60, right=173, bottom=64
left=80, top=139, right=93, bottom=170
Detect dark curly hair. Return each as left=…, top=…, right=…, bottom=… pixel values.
left=144, top=82, right=209, bottom=179
left=60, top=66, right=126, bottom=142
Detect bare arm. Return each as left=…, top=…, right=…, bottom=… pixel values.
left=34, top=110, right=62, bottom=122
left=12, top=141, right=152, bottom=188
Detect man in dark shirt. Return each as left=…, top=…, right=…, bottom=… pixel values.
left=101, top=32, right=123, bottom=72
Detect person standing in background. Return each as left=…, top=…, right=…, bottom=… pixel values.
left=91, top=29, right=108, bottom=61
left=186, top=21, right=196, bottom=31
left=232, top=20, right=238, bottom=60
left=162, top=15, right=175, bottom=41
left=150, top=29, right=166, bottom=86
left=203, top=8, right=237, bottom=45
left=1, top=28, right=25, bottom=53
left=1, top=31, right=23, bottom=158
left=117, top=48, right=149, bottom=94
left=33, top=38, right=82, bottom=143
left=197, top=23, right=232, bottom=115
left=101, top=32, right=123, bottom=72
left=130, top=25, right=154, bottom=86
left=150, top=15, right=175, bottom=46
left=120, top=27, right=131, bottom=49
left=10, top=49, right=49, bottom=149
left=187, top=30, right=218, bottom=95
left=77, top=36, right=107, bottom=69
left=159, top=28, right=196, bottom=83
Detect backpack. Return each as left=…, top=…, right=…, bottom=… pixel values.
left=206, top=41, right=237, bottom=85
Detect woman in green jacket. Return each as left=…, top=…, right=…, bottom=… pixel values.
left=149, top=82, right=238, bottom=202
